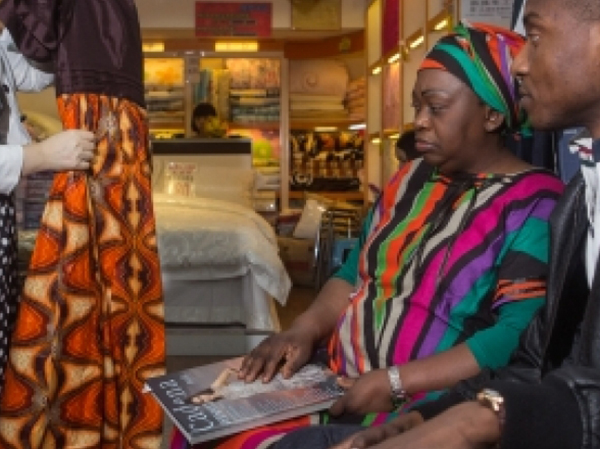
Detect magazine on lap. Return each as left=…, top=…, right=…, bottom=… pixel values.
left=144, top=356, right=343, bottom=444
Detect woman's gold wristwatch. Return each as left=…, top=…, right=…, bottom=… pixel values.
left=477, top=388, right=506, bottom=441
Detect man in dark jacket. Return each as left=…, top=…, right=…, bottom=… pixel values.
left=319, top=0, right=600, bottom=448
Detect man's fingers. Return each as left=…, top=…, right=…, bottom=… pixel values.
left=349, top=427, right=390, bottom=449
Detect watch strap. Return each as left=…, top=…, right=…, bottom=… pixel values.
left=387, top=365, right=408, bottom=409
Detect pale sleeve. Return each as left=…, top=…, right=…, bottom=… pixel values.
left=0, top=29, right=54, bottom=92
left=0, top=144, right=23, bottom=194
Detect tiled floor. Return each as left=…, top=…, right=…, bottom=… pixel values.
left=160, top=285, right=314, bottom=447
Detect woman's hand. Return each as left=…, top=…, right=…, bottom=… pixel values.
left=330, top=412, right=424, bottom=449
left=329, top=369, right=394, bottom=416
left=238, top=327, right=316, bottom=383
left=22, top=129, right=96, bottom=176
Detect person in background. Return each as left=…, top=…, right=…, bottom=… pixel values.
left=170, top=22, right=565, bottom=449
left=0, top=25, right=95, bottom=399
left=326, top=1, right=600, bottom=448
left=191, top=102, right=218, bottom=136
left=0, top=0, right=166, bottom=447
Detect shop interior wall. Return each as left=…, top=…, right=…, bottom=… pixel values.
left=136, top=0, right=367, bottom=31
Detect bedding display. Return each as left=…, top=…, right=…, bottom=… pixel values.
left=153, top=193, right=291, bottom=307
left=161, top=272, right=278, bottom=331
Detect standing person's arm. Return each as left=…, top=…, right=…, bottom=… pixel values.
left=0, top=131, right=96, bottom=195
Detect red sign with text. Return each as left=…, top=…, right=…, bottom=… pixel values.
left=195, top=2, right=272, bottom=37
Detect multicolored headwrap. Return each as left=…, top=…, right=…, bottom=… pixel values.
left=419, top=21, right=527, bottom=135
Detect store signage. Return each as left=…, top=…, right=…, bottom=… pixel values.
left=195, top=2, right=272, bottom=37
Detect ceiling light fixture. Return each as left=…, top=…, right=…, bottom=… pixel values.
left=214, top=41, right=259, bottom=52
left=434, top=18, right=449, bottom=30
left=348, top=123, right=366, bottom=130
left=409, top=35, right=424, bottom=49
left=142, top=42, right=165, bottom=53
left=387, top=53, right=400, bottom=64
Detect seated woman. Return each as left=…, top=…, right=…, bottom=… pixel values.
left=170, top=22, right=564, bottom=449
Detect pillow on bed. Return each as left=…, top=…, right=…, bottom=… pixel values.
left=193, top=166, right=255, bottom=208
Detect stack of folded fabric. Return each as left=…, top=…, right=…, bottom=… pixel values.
left=254, top=166, right=281, bottom=191
left=145, top=84, right=185, bottom=128
left=229, top=89, right=280, bottom=122
left=226, top=59, right=281, bottom=123
left=345, top=77, right=366, bottom=121
left=290, top=93, right=347, bottom=120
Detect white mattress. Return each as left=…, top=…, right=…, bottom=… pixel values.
left=153, top=194, right=291, bottom=305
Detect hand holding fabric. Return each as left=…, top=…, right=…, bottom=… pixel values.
left=22, top=129, right=96, bottom=175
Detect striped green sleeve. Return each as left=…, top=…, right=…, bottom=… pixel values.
left=466, top=298, right=544, bottom=369
left=331, top=208, right=374, bottom=286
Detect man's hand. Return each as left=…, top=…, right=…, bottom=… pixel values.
left=330, top=412, right=424, bottom=449
left=330, top=369, right=394, bottom=416
left=335, top=402, right=500, bottom=449
left=23, top=129, right=96, bottom=175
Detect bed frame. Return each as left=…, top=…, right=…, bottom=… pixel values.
left=151, top=137, right=281, bottom=356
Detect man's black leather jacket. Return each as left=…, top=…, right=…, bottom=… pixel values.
left=417, top=173, right=600, bottom=449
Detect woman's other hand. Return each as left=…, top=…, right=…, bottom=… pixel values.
left=22, top=129, right=95, bottom=176
left=330, top=369, right=395, bottom=416
left=238, top=327, right=315, bottom=383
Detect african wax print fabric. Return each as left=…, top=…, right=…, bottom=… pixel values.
left=0, top=94, right=166, bottom=449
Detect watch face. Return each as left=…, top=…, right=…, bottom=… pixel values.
left=478, top=389, right=504, bottom=413
left=481, top=388, right=502, bottom=400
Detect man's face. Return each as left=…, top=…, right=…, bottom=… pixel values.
left=512, top=0, right=600, bottom=136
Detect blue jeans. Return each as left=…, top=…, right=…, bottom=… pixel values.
left=271, top=424, right=364, bottom=449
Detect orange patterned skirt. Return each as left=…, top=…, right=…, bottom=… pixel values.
left=0, top=94, right=166, bottom=449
